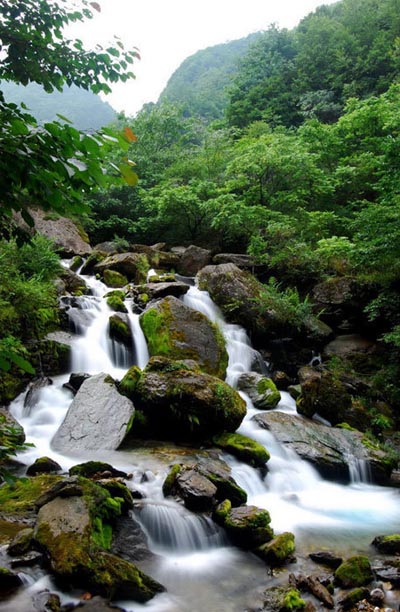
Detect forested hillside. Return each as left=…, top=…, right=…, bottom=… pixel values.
left=159, top=33, right=261, bottom=120
left=1, top=81, right=116, bottom=130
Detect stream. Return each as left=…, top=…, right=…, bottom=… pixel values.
left=3, top=265, right=400, bottom=611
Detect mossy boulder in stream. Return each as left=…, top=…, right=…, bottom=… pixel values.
left=212, top=432, right=270, bottom=468
left=371, top=534, right=400, bottom=554
left=334, top=555, right=373, bottom=588
left=139, top=296, right=228, bottom=379
left=103, top=268, right=128, bottom=288
left=237, top=372, right=281, bottom=410
left=214, top=500, right=274, bottom=548
left=120, top=357, right=246, bottom=442
left=33, top=476, right=164, bottom=601
left=108, top=313, right=133, bottom=346
left=255, top=531, right=295, bottom=566
left=94, top=252, right=149, bottom=284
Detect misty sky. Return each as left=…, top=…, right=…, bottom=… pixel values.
left=76, top=0, right=338, bottom=116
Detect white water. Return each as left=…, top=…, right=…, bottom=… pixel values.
left=6, top=271, right=400, bottom=611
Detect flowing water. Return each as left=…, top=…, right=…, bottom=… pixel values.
left=4, top=271, right=400, bottom=611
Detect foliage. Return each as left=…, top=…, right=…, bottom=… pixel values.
left=257, top=278, right=314, bottom=330
left=0, top=0, right=139, bottom=225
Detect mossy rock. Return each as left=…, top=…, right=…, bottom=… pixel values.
left=338, top=587, right=370, bottom=609
left=103, top=269, right=128, bottom=288
left=297, top=366, right=352, bottom=425
left=212, top=432, right=270, bottom=468
left=0, top=371, right=30, bottom=405
left=255, top=531, right=295, bottom=566
left=213, top=499, right=232, bottom=524
left=195, top=460, right=247, bottom=507
left=162, top=464, right=182, bottom=496
left=26, top=456, right=61, bottom=476
left=281, top=589, right=305, bottom=611
left=334, top=555, right=373, bottom=588
left=125, top=358, right=246, bottom=441
left=0, top=566, right=23, bottom=593
left=372, top=534, right=400, bottom=554
left=7, top=527, right=34, bottom=556
left=69, top=461, right=127, bottom=479
left=139, top=296, right=228, bottom=379
left=237, top=373, right=281, bottom=410
left=106, top=294, right=128, bottom=313
left=108, top=314, right=132, bottom=345
left=80, top=251, right=105, bottom=275
left=94, top=252, right=149, bottom=284
left=218, top=504, right=274, bottom=548
left=0, top=475, right=62, bottom=519
left=69, top=255, right=83, bottom=272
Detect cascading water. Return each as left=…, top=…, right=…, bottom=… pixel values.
left=5, top=268, right=400, bottom=611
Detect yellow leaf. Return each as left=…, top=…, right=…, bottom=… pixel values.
left=123, top=127, right=138, bottom=143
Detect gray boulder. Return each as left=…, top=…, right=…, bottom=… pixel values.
left=94, top=252, right=149, bottom=284
left=51, top=373, right=135, bottom=452
left=177, top=245, right=211, bottom=276
left=237, top=372, right=281, bottom=409
left=253, top=411, right=392, bottom=483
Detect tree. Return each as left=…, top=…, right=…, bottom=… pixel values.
left=0, top=0, right=139, bottom=226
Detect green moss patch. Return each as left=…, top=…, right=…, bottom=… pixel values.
left=212, top=432, right=270, bottom=467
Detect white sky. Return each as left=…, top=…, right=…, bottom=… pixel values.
left=75, top=0, right=338, bottom=116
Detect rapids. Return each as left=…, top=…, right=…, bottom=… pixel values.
left=4, top=270, right=400, bottom=611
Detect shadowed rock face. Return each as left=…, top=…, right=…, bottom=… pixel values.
left=51, top=373, right=135, bottom=452
left=253, top=411, right=392, bottom=483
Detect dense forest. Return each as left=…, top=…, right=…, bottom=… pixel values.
left=1, top=0, right=400, bottom=609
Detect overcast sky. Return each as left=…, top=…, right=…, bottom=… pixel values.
left=76, top=0, right=338, bottom=116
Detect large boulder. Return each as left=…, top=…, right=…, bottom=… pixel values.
left=33, top=478, right=164, bottom=601
left=133, top=281, right=190, bottom=302
left=51, top=373, right=135, bottom=452
left=139, top=296, right=228, bottom=378
left=197, top=263, right=274, bottom=343
left=14, top=208, right=92, bottom=256
left=214, top=500, right=274, bottom=548
left=177, top=245, right=211, bottom=276
left=119, top=357, right=246, bottom=442
left=94, top=252, right=149, bottom=284
left=296, top=365, right=352, bottom=424
left=253, top=411, right=392, bottom=483
left=212, top=432, right=270, bottom=468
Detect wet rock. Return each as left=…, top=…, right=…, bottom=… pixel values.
left=33, top=336, right=72, bottom=376
left=26, top=457, right=62, bottom=476
left=108, top=313, right=133, bottom=346
left=175, top=469, right=217, bottom=511
left=0, top=407, right=25, bottom=445
left=309, top=550, right=343, bottom=569
left=69, top=461, right=128, bottom=480
left=253, top=411, right=392, bottom=483
left=212, top=253, right=258, bottom=269
left=237, top=372, right=281, bottom=409
left=0, top=566, right=23, bottom=594
left=212, top=432, right=270, bottom=468
left=10, top=550, right=44, bottom=568
left=103, top=269, right=128, bottom=288
left=60, top=595, right=125, bottom=611
left=372, top=562, right=400, bottom=587
left=177, top=245, right=211, bottom=276
left=24, top=377, right=53, bottom=414
left=52, top=373, right=135, bottom=452
left=121, top=357, right=246, bottom=442
left=8, top=527, right=34, bottom=556
left=134, top=281, right=190, bottom=302
left=111, top=515, right=155, bottom=564
left=60, top=267, right=89, bottom=295
left=369, top=587, right=385, bottom=606
left=297, top=365, right=352, bottom=425
left=334, top=555, right=373, bottom=588
left=195, top=459, right=247, bottom=506
left=62, top=372, right=91, bottom=395
left=371, top=534, right=400, bottom=554
left=255, top=532, right=296, bottom=567
left=214, top=501, right=274, bottom=548
left=303, top=575, right=334, bottom=609
left=32, top=590, right=61, bottom=611
left=33, top=481, right=164, bottom=601
left=337, top=587, right=371, bottom=610
left=139, top=296, right=228, bottom=378
left=94, top=252, right=149, bottom=284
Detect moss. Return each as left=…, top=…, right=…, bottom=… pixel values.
left=256, top=531, right=295, bottom=566
left=80, top=251, right=105, bottom=275
left=256, top=377, right=281, bottom=408
left=140, top=306, right=175, bottom=357
left=162, top=464, right=182, bottom=496
left=213, top=499, right=232, bottom=525
left=0, top=371, right=30, bottom=404
left=109, top=314, right=132, bottom=344
left=70, top=256, right=83, bottom=272
left=103, top=269, right=128, bottom=288
left=213, top=324, right=229, bottom=378
left=198, top=469, right=247, bottom=507
left=334, top=555, right=373, bottom=588
left=212, top=432, right=270, bottom=468
left=135, top=254, right=150, bottom=284
left=0, top=475, right=61, bottom=517
left=92, top=516, right=113, bottom=550
left=119, top=366, right=142, bottom=400
left=337, top=422, right=358, bottom=431
left=105, top=289, right=126, bottom=299
left=281, top=589, right=305, bottom=611
left=223, top=505, right=274, bottom=548
left=106, top=295, right=128, bottom=313
left=69, top=461, right=125, bottom=478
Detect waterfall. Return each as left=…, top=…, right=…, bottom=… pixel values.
left=6, top=264, right=400, bottom=612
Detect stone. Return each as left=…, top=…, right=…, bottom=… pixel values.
left=7, top=527, right=34, bottom=556
left=212, top=432, right=270, bottom=468
left=62, top=372, right=91, bottom=395
left=133, top=281, right=190, bottom=301
left=59, top=267, right=89, bottom=295
left=255, top=532, right=296, bottom=566
left=139, top=296, right=228, bottom=378
left=253, top=411, right=392, bottom=483
left=195, top=459, right=247, bottom=506
left=122, top=358, right=246, bottom=442
left=237, top=372, right=281, bottom=409
left=309, top=550, right=343, bottom=569
left=0, top=566, right=23, bottom=594
left=334, top=555, right=373, bottom=588
left=212, top=253, right=258, bottom=269
left=218, top=504, right=274, bottom=549
left=103, top=269, right=128, bottom=288
left=296, top=365, right=352, bottom=425
left=26, top=457, right=62, bottom=476
left=51, top=373, right=135, bottom=452
left=177, top=245, right=211, bottom=276
left=69, top=461, right=128, bottom=479
left=371, top=534, right=400, bottom=554
left=175, top=469, right=217, bottom=511
left=108, top=313, right=133, bottom=346
left=94, top=252, right=149, bottom=284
